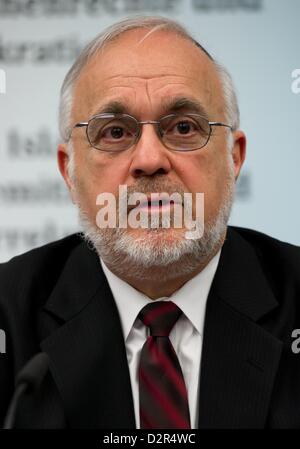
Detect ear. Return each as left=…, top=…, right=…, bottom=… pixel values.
left=57, top=143, right=76, bottom=203
left=231, top=130, right=247, bottom=181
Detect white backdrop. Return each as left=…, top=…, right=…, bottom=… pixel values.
left=0, top=0, right=299, bottom=262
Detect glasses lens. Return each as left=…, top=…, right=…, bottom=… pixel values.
left=160, top=114, right=210, bottom=151
left=87, top=114, right=138, bottom=151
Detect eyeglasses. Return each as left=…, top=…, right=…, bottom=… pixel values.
left=70, top=113, right=233, bottom=153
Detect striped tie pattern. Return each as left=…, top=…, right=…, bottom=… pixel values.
left=138, top=301, right=191, bottom=429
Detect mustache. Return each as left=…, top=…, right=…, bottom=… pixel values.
left=121, top=177, right=187, bottom=199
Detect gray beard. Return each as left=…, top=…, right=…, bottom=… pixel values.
left=76, top=174, right=235, bottom=282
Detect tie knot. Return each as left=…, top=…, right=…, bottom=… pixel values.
left=138, top=301, right=182, bottom=337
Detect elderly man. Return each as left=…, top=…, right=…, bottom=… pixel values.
left=0, top=16, right=300, bottom=429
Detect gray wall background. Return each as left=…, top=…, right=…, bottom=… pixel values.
left=0, top=0, right=299, bottom=262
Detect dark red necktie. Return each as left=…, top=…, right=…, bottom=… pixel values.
left=138, top=301, right=191, bottom=429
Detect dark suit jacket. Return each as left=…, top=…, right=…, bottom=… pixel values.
left=0, top=226, right=300, bottom=429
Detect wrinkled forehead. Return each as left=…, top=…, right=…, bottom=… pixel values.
left=72, top=29, right=225, bottom=120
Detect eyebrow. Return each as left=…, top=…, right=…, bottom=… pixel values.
left=161, top=97, right=210, bottom=118
left=92, top=96, right=210, bottom=119
left=93, top=101, right=127, bottom=115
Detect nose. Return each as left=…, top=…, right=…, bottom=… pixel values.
left=129, top=123, right=172, bottom=178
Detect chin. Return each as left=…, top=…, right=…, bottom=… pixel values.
left=124, top=225, right=188, bottom=242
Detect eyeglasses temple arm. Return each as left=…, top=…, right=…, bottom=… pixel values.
left=66, top=122, right=89, bottom=142
left=74, top=122, right=89, bottom=128
left=209, top=122, right=233, bottom=130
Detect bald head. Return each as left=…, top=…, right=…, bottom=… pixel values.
left=71, top=28, right=226, bottom=133
left=59, top=16, right=239, bottom=144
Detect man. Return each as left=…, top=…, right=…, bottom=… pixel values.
left=0, top=16, right=300, bottom=429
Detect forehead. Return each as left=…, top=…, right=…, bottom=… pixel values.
left=72, top=29, right=224, bottom=119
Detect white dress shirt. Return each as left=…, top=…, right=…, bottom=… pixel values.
left=100, top=251, right=221, bottom=429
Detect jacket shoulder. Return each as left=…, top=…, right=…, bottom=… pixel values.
left=0, top=233, right=83, bottom=309
left=230, top=226, right=300, bottom=257
left=229, top=226, right=300, bottom=284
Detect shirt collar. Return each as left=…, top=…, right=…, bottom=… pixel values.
left=100, top=251, right=221, bottom=341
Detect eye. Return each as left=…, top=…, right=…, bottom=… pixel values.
left=165, top=118, right=199, bottom=137
left=87, top=115, right=139, bottom=151
left=161, top=115, right=210, bottom=140
left=102, top=125, right=126, bottom=140
left=92, top=119, right=134, bottom=144
left=175, top=121, right=196, bottom=135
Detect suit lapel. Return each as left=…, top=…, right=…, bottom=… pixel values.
left=198, top=228, right=283, bottom=428
left=40, top=241, right=135, bottom=428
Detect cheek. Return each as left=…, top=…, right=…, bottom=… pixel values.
left=177, top=151, right=231, bottom=219
left=74, top=147, right=129, bottom=211
left=175, top=152, right=220, bottom=195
